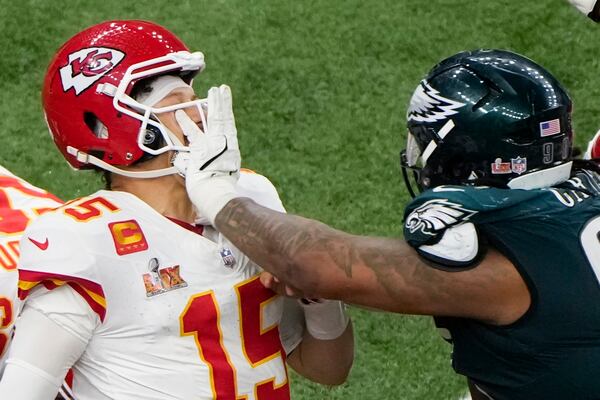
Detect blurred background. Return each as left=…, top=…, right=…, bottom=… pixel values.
left=0, top=0, right=597, bottom=398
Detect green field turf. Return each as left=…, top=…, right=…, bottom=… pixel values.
left=1, top=0, right=598, bottom=398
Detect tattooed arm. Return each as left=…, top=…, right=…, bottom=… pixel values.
left=181, top=85, right=528, bottom=323
left=216, top=198, right=530, bottom=325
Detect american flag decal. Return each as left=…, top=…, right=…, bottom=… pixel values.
left=539, top=119, right=561, bottom=137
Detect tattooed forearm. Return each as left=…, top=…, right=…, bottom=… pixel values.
left=215, top=198, right=525, bottom=320
left=216, top=197, right=417, bottom=304
left=216, top=198, right=355, bottom=287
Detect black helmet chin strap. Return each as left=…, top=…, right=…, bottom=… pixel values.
left=401, top=165, right=419, bottom=198
left=400, top=149, right=422, bottom=198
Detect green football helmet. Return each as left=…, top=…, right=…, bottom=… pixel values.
left=401, top=49, right=573, bottom=197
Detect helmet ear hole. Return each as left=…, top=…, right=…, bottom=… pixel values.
left=133, top=124, right=167, bottom=165
left=84, top=112, right=109, bottom=139
left=142, top=124, right=164, bottom=151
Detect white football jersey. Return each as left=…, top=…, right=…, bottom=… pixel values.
left=18, top=172, right=303, bottom=400
left=0, top=165, right=62, bottom=370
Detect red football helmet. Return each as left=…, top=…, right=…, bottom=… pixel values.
left=585, top=128, right=600, bottom=159
left=42, top=20, right=207, bottom=178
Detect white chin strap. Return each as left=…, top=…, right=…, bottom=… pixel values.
left=67, top=146, right=179, bottom=178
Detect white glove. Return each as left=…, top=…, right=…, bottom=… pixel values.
left=568, top=0, right=598, bottom=16
left=177, top=84, right=241, bottom=224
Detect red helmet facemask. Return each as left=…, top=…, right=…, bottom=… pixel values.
left=43, top=20, right=207, bottom=178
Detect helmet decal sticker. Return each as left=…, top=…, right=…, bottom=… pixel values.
left=511, top=157, right=527, bottom=174
left=543, top=143, right=554, bottom=164
left=405, top=198, right=477, bottom=235
left=421, top=119, right=456, bottom=164
left=467, top=171, right=479, bottom=180
left=407, top=81, right=465, bottom=123
left=491, top=158, right=512, bottom=174
left=59, top=47, right=125, bottom=95
left=539, top=119, right=561, bottom=137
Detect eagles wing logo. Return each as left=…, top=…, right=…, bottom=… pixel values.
left=407, top=81, right=465, bottom=123
left=59, top=47, right=125, bottom=95
left=405, top=199, right=477, bottom=236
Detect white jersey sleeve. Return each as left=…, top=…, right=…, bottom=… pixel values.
left=0, top=296, right=89, bottom=400
left=25, top=284, right=100, bottom=342
left=18, top=212, right=107, bottom=323
left=237, top=170, right=286, bottom=212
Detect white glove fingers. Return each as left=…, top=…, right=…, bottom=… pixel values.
left=219, top=85, right=232, bottom=112
left=184, top=85, right=241, bottom=226
left=175, top=110, right=202, bottom=144
left=207, top=86, right=223, bottom=131
left=218, top=85, right=237, bottom=141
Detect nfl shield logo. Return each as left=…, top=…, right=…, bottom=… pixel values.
left=219, top=248, right=236, bottom=268
left=511, top=157, right=527, bottom=175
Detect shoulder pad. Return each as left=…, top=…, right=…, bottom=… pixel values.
left=0, top=165, right=16, bottom=178
left=237, top=171, right=286, bottom=213
left=18, top=213, right=106, bottom=321
left=404, top=196, right=478, bottom=246
left=417, top=222, right=481, bottom=269
left=404, top=185, right=545, bottom=247
left=19, top=212, right=98, bottom=275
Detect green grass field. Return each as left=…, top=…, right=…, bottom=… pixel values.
left=1, top=0, right=599, bottom=398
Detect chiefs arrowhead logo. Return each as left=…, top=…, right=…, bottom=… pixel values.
left=59, top=47, right=125, bottom=95
left=28, top=237, right=49, bottom=251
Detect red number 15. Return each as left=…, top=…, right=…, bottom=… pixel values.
left=180, top=276, right=290, bottom=400
left=0, top=297, right=13, bottom=358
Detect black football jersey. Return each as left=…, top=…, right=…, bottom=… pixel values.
left=403, top=170, right=600, bottom=399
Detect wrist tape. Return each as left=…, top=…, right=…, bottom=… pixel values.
left=300, top=299, right=350, bottom=340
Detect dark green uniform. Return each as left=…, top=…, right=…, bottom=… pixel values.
left=403, top=170, right=600, bottom=399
